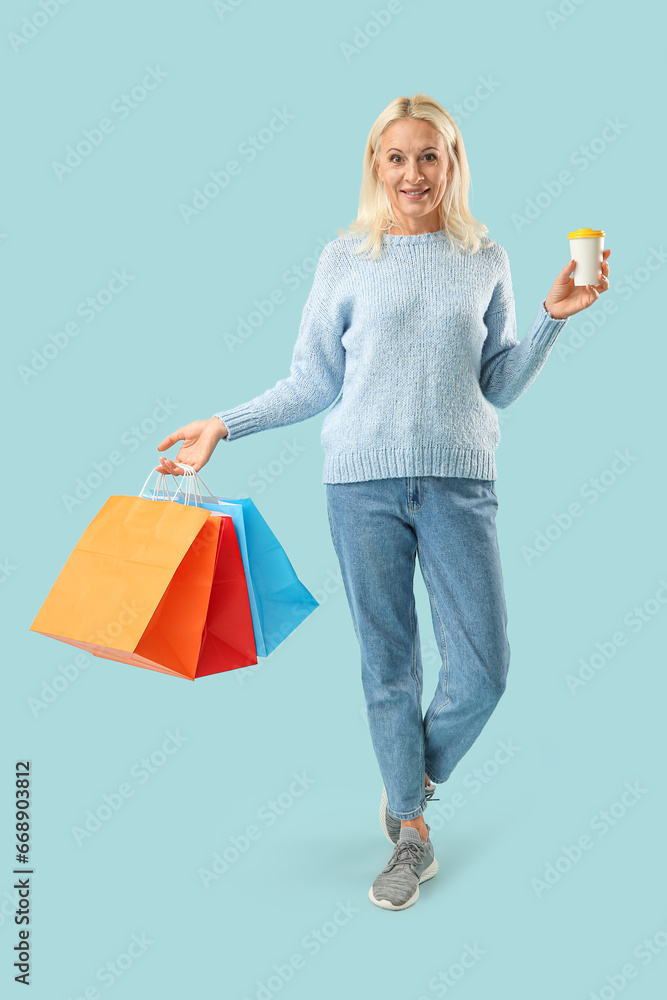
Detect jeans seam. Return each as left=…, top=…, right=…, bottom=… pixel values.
left=424, top=696, right=451, bottom=740
left=406, top=475, right=424, bottom=512
left=387, top=800, right=427, bottom=821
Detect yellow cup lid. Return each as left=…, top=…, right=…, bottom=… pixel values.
left=568, top=228, right=605, bottom=239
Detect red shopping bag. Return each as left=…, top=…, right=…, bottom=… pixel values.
left=196, top=513, right=257, bottom=675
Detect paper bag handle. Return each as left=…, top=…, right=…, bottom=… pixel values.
left=171, top=464, right=218, bottom=505
left=139, top=464, right=217, bottom=505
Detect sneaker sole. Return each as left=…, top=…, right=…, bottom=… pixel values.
left=368, top=857, right=439, bottom=910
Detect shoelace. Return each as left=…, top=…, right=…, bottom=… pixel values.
left=382, top=840, right=426, bottom=874
left=424, top=783, right=439, bottom=803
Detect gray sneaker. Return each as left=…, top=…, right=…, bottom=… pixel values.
left=380, top=783, right=438, bottom=844
left=369, top=825, right=438, bottom=910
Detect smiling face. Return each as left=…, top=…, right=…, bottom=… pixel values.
left=374, top=118, right=451, bottom=235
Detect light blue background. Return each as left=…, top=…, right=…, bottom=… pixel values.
left=3, top=1, right=666, bottom=997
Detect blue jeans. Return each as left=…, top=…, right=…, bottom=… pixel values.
left=326, top=476, right=511, bottom=821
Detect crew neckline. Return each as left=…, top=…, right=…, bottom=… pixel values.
left=380, top=228, right=450, bottom=243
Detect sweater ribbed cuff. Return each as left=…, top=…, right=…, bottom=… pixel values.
left=213, top=404, right=262, bottom=442
left=532, top=300, right=569, bottom=350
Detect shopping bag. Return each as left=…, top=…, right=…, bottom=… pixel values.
left=30, top=486, right=257, bottom=680
left=195, top=509, right=258, bottom=676
left=144, top=467, right=319, bottom=656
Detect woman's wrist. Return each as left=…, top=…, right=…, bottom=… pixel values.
left=543, top=299, right=566, bottom=321
left=210, top=415, right=228, bottom=440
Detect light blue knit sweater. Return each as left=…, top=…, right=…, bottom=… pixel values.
left=215, top=229, right=569, bottom=483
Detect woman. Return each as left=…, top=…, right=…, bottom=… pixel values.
left=156, top=94, right=611, bottom=911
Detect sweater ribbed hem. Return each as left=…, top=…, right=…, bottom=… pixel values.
left=322, top=444, right=497, bottom=484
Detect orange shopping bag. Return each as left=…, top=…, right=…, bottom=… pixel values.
left=30, top=493, right=231, bottom=680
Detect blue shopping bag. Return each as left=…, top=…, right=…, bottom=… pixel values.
left=141, top=469, right=319, bottom=656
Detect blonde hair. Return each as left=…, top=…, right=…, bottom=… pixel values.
left=337, top=93, right=491, bottom=260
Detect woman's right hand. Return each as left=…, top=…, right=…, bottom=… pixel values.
left=155, top=417, right=228, bottom=475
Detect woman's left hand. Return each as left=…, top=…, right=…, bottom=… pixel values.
left=544, top=249, right=611, bottom=320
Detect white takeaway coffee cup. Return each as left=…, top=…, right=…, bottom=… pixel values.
left=568, top=228, right=606, bottom=286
